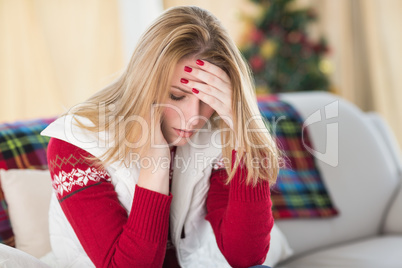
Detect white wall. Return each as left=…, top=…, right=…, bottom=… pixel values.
left=118, top=0, right=164, bottom=64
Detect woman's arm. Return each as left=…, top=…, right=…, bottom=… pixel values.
left=47, top=137, right=171, bottom=268
left=205, top=149, right=274, bottom=268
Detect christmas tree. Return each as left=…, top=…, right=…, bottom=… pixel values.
left=239, top=0, right=331, bottom=94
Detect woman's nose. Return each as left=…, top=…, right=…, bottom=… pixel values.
left=186, top=99, right=201, bottom=127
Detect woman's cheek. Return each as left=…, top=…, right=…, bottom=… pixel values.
left=162, top=106, right=181, bottom=124
left=164, top=106, right=177, bottom=117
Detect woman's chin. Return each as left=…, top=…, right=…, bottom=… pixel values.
left=167, top=136, right=190, bottom=147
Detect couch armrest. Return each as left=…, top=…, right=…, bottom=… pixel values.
left=365, top=112, right=402, bottom=234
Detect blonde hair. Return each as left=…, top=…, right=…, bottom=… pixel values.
left=64, top=5, right=281, bottom=187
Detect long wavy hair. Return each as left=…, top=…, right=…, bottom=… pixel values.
left=64, top=5, right=281, bottom=187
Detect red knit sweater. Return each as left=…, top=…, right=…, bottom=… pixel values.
left=47, top=137, right=274, bottom=268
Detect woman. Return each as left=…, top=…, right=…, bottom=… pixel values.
left=41, top=5, right=279, bottom=268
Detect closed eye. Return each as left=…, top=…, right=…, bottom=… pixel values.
left=169, top=93, right=185, bottom=101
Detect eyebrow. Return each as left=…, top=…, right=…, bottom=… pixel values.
left=171, top=85, right=192, bottom=94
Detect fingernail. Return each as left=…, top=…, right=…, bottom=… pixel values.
left=192, top=88, right=199, bottom=94
left=180, top=78, right=188, bottom=84
left=196, top=59, right=204, bottom=66
left=184, top=66, right=192, bottom=73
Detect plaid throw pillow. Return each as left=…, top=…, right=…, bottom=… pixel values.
left=258, top=95, right=338, bottom=219
left=0, top=117, right=56, bottom=246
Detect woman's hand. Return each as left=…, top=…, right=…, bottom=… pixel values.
left=149, top=115, right=171, bottom=160
left=181, top=59, right=235, bottom=131
left=138, top=111, right=170, bottom=161
left=136, top=115, right=171, bottom=196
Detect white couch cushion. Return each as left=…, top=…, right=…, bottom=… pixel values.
left=277, top=235, right=402, bottom=268
left=0, top=169, right=53, bottom=259
left=365, top=112, right=402, bottom=234
left=383, top=183, right=402, bottom=234
left=276, top=92, right=400, bottom=256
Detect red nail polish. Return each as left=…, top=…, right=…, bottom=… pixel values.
left=184, top=66, right=192, bottom=73
left=180, top=78, right=188, bottom=84
left=192, top=88, right=199, bottom=94
left=196, top=59, right=204, bottom=66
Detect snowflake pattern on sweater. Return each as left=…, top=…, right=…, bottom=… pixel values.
left=52, top=167, right=111, bottom=198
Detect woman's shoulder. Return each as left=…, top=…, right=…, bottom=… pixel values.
left=47, top=137, right=112, bottom=199
left=47, top=137, right=104, bottom=171
left=47, top=137, right=90, bottom=158
left=42, top=114, right=97, bottom=141
left=43, top=114, right=112, bottom=162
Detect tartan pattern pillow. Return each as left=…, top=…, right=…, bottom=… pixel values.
left=0, top=117, right=56, bottom=246
left=257, top=95, right=338, bottom=219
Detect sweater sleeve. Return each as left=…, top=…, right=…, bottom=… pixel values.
left=205, top=149, right=274, bottom=268
left=47, top=137, right=172, bottom=268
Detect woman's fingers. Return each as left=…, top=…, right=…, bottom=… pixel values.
left=184, top=60, right=231, bottom=95
left=181, top=78, right=226, bottom=102
left=180, top=59, right=234, bottom=130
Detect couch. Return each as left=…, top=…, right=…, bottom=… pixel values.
left=275, top=92, right=402, bottom=267
left=0, top=91, right=401, bottom=267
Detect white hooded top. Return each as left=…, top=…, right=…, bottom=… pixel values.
left=40, top=114, right=236, bottom=267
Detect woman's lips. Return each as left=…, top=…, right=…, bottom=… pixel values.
left=174, top=128, right=195, bottom=138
